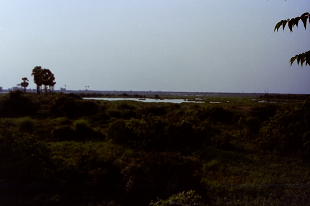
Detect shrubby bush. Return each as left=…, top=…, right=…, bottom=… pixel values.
left=17, top=117, right=36, bottom=134
left=249, top=104, right=277, bottom=122
left=51, top=119, right=103, bottom=141
left=138, top=105, right=167, bottom=116
left=51, top=125, right=75, bottom=141
left=124, top=115, right=166, bottom=149
left=211, top=132, right=233, bottom=150
left=198, top=106, right=234, bottom=123
left=52, top=145, right=122, bottom=185
left=120, top=151, right=200, bottom=193
left=106, top=120, right=132, bottom=144
left=50, top=93, right=99, bottom=118
left=238, top=116, right=260, bottom=136
left=79, top=100, right=100, bottom=116
left=0, top=128, right=55, bottom=183
left=50, top=93, right=81, bottom=117
left=117, top=102, right=136, bottom=110
left=256, top=98, right=310, bottom=154
left=74, top=119, right=94, bottom=139
left=106, top=115, right=213, bottom=150
left=107, top=109, right=122, bottom=118
left=150, top=190, right=205, bottom=206
left=303, top=131, right=310, bottom=155
left=0, top=90, right=38, bottom=117
left=108, top=106, right=136, bottom=120
left=104, top=102, right=137, bottom=119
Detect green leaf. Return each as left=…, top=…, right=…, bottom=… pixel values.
left=293, top=17, right=300, bottom=28
left=305, top=50, right=310, bottom=66
left=290, top=51, right=310, bottom=66
left=301, top=15, right=308, bottom=30
left=290, top=55, right=297, bottom=66
left=297, top=54, right=302, bottom=65
left=274, top=21, right=283, bottom=32
left=300, top=55, right=306, bottom=67
left=288, top=20, right=293, bottom=32
left=282, top=20, right=288, bottom=30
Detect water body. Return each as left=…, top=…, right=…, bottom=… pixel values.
left=83, top=97, right=204, bottom=104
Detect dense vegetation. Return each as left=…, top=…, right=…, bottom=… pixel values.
left=0, top=91, right=310, bottom=205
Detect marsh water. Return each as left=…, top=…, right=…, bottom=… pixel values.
left=83, top=97, right=205, bottom=103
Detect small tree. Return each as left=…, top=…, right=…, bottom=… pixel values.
left=21, top=77, right=29, bottom=93
left=274, top=12, right=310, bottom=66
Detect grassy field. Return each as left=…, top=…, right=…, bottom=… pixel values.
left=0, top=91, right=309, bottom=205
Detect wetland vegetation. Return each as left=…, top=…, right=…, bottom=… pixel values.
left=0, top=90, right=310, bottom=205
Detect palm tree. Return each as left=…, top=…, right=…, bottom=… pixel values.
left=21, top=77, right=29, bottom=93
left=31, top=66, right=43, bottom=94
left=41, top=69, right=55, bottom=95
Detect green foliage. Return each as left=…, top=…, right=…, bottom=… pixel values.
left=51, top=125, right=75, bottom=141
left=0, top=90, right=38, bottom=117
left=303, top=131, right=310, bottom=155
left=138, top=105, right=167, bottom=116
left=249, top=104, right=277, bottom=122
left=46, top=140, right=130, bottom=194
left=116, top=102, right=136, bottom=110
left=211, top=132, right=233, bottom=150
left=50, top=142, right=123, bottom=184
left=74, top=119, right=93, bottom=137
left=198, top=106, right=234, bottom=123
left=246, top=116, right=260, bottom=135
left=79, top=100, right=100, bottom=116
left=274, top=12, right=310, bottom=32
left=106, top=102, right=137, bottom=119
left=120, top=151, right=200, bottom=192
left=50, top=93, right=99, bottom=118
left=290, top=50, right=310, bottom=67
left=106, top=114, right=213, bottom=150
left=59, top=97, right=80, bottom=118
left=1, top=94, right=310, bottom=205
left=150, top=190, right=204, bottom=206
left=256, top=99, right=310, bottom=154
left=17, top=117, right=35, bottom=134
left=106, top=120, right=131, bottom=144
left=274, top=12, right=310, bottom=66
left=0, top=128, right=55, bottom=183
left=125, top=116, right=166, bottom=149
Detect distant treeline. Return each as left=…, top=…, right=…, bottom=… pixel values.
left=259, top=93, right=310, bottom=100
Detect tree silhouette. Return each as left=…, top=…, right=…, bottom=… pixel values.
left=42, top=68, right=56, bottom=95
left=31, top=66, right=43, bottom=94
left=31, top=66, right=56, bottom=95
left=274, top=12, right=310, bottom=66
left=21, top=77, right=29, bottom=93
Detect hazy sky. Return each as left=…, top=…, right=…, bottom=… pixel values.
left=0, top=0, right=309, bottom=93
